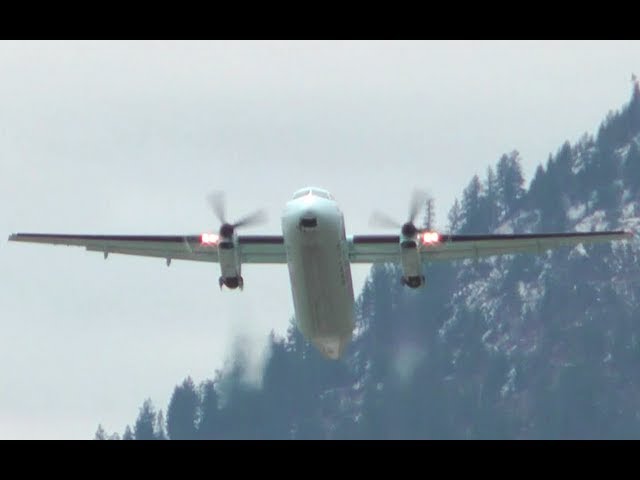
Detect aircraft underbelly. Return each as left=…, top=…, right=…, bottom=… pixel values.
left=282, top=200, right=355, bottom=359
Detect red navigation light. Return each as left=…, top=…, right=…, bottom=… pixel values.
left=201, top=233, right=219, bottom=245
left=422, top=231, right=440, bottom=244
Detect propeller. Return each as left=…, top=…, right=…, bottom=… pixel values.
left=207, top=191, right=267, bottom=239
left=370, top=189, right=431, bottom=237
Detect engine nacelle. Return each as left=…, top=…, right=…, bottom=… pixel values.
left=219, top=275, right=244, bottom=290
left=217, top=239, right=243, bottom=290
left=399, top=238, right=424, bottom=289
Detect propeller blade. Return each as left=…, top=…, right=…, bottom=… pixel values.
left=233, top=209, right=268, bottom=229
left=370, top=211, right=402, bottom=229
left=207, top=191, right=227, bottom=225
left=408, top=189, right=428, bottom=224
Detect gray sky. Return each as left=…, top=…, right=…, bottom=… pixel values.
left=2, top=40, right=639, bottom=439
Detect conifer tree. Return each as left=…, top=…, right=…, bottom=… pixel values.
left=447, top=198, right=462, bottom=233
left=527, top=163, right=546, bottom=205
left=166, top=377, right=200, bottom=440
left=496, top=150, right=525, bottom=216
left=122, top=425, right=134, bottom=440
left=483, top=165, right=500, bottom=229
left=422, top=196, right=436, bottom=230
left=94, top=424, right=107, bottom=440
left=460, top=174, right=484, bottom=233
left=198, top=379, right=221, bottom=439
left=155, top=409, right=167, bottom=440
left=133, top=399, right=157, bottom=440
left=624, top=141, right=640, bottom=194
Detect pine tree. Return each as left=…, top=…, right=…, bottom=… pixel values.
left=585, top=146, right=622, bottom=213
left=422, top=196, right=436, bottom=230
left=624, top=141, right=640, bottom=195
left=496, top=150, right=525, bottom=217
left=447, top=198, right=462, bottom=233
left=630, top=80, right=640, bottom=137
left=133, top=399, right=157, bottom=440
left=482, top=165, right=500, bottom=230
left=94, top=424, right=107, bottom=440
left=460, top=174, right=484, bottom=234
left=198, top=379, right=221, bottom=439
left=261, top=334, right=297, bottom=439
left=166, top=377, right=200, bottom=440
left=529, top=148, right=570, bottom=231
left=527, top=163, right=546, bottom=205
left=122, top=425, right=134, bottom=440
left=155, top=409, right=167, bottom=440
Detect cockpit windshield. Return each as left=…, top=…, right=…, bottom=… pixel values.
left=292, top=189, right=310, bottom=199
left=292, top=187, right=334, bottom=200
left=311, top=188, right=333, bottom=200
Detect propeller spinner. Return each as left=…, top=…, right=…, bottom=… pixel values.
left=207, top=191, right=267, bottom=239
left=370, top=189, right=431, bottom=238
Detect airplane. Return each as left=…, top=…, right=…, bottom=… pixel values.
left=8, top=186, right=634, bottom=360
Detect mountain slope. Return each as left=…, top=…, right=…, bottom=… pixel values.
left=106, top=82, right=640, bottom=440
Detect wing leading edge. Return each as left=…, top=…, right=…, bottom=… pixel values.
left=348, top=230, right=633, bottom=263
left=8, top=230, right=633, bottom=265
left=7, top=233, right=287, bottom=264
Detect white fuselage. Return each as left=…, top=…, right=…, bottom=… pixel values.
left=281, top=188, right=355, bottom=359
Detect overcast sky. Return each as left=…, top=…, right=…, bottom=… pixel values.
left=2, top=40, right=639, bottom=439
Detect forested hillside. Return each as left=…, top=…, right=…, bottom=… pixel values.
left=97, top=82, right=640, bottom=440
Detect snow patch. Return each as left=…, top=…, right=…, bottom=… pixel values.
left=572, top=140, right=596, bottom=175
left=518, top=280, right=544, bottom=315
left=622, top=201, right=636, bottom=219
left=352, top=319, right=366, bottom=340
left=494, top=222, right=514, bottom=234
left=500, top=367, right=517, bottom=398
left=617, top=144, right=631, bottom=159
left=481, top=329, right=493, bottom=344
left=620, top=202, right=640, bottom=241
left=567, top=203, right=586, bottom=222
left=575, top=210, right=608, bottom=232
left=568, top=243, right=588, bottom=259
left=620, top=212, right=640, bottom=241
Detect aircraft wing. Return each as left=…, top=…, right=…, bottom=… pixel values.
left=7, top=233, right=287, bottom=264
left=348, top=231, right=633, bottom=263
left=8, top=230, right=633, bottom=265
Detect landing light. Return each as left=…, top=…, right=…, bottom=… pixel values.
left=201, top=233, right=219, bottom=245
left=422, top=231, right=440, bottom=244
